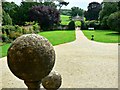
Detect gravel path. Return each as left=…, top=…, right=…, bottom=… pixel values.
left=0, top=29, right=118, bottom=89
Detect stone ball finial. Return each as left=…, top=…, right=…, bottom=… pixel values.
left=42, top=71, right=62, bottom=90
left=7, top=34, right=55, bottom=82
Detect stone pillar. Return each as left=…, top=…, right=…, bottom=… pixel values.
left=7, top=34, right=55, bottom=90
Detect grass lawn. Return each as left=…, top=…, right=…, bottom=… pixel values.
left=82, top=30, right=120, bottom=43
left=0, top=43, right=11, bottom=58
left=39, top=30, right=76, bottom=45
left=0, top=30, right=76, bottom=58
left=60, top=15, right=71, bottom=25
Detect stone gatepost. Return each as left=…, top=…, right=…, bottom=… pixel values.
left=7, top=34, right=59, bottom=90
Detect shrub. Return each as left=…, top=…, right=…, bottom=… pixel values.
left=81, top=21, right=87, bottom=30
left=29, top=5, right=60, bottom=31
left=2, top=25, right=23, bottom=41
left=33, top=23, right=40, bottom=33
left=107, top=11, right=120, bottom=33
left=1, top=34, right=9, bottom=42
left=9, top=31, right=22, bottom=40
left=68, top=21, right=75, bottom=30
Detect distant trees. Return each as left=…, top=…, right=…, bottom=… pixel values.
left=71, top=7, right=84, bottom=17
left=84, top=2, right=102, bottom=20
left=29, top=5, right=60, bottom=31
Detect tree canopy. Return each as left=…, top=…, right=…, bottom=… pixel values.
left=84, top=2, right=102, bottom=20
left=29, top=5, right=60, bottom=31
left=71, top=7, right=84, bottom=17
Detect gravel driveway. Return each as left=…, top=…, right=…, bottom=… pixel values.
left=0, top=29, right=118, bottom=89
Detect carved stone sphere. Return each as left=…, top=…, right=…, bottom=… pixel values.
left=7, top=34, right=55, bottom=81
left=42, top=71, right=62, bottom=90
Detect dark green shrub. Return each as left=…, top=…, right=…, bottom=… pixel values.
left=81, top=21, right=87, bottom=30
left=107, top=11, right=120, bottom=33
left=68, top=21, right=75, bottom=30
left=1, top=34, right=9, bottom=42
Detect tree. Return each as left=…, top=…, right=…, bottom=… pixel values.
left=16, top=2, right=42, bottom=25
left=85, top=2, right=102, bottom=20
left=118, top=1, right=120, bottom=10
left=99, top=2, right=118, bottom=29
left=107, top=11, right=120, bottom=33
left=99, top=2, right=118, bottom=21
left=2, top=9, right=12, bottom=25
left=29, top=5, right=60, bottom=31
left=71, top=7, right=84, bottom=17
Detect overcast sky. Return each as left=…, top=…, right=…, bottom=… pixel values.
left=5, top=0, right=103, bottom=10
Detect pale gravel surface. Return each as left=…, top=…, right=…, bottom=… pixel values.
left=0, top=29, right=118, bottom=89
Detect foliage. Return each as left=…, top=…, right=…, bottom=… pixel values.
left=107, top=11, right=120, bottom=33
left=25, top=21, right=35, bottom=26
left=2, top=9, right=12, bottom=25
left=61, top=9, right=71, bottom=16
left=60, top=15, right=71, bottom=25
left=100, top=16, right=110, bottom=30
left=2, top=2, right=57, bottom=25
left=85, top=20, right=100, bottom=30
left=68, top=21, right=75, bottom=30
left=81, top=21, right=87, bottom=30
left=2, top=25, right=22, bottom=40
left=85, top=2, right=102, bottom=20
left=1, top=34, right=9, bottom=42
left=82, top=30, right=120, bottom=43
left=99, top=2, right=118, bottom=21
left=33, top=23, right=41, bottom=33
left=29, top=5, right=60, bottom=31
left=118, top=1, right=120, bottom=10
left=2, top=2, right=19, bottom=25
left=71, top=7, right=84, bottom=17
left=75, top=21, right=81, bottom=27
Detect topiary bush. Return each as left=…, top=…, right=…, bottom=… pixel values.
left=107, top=11, right=120, bottom=33
left=68, top=21, right=75, bottom=30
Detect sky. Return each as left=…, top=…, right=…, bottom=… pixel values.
left=5, top=0, right=103, bottom=10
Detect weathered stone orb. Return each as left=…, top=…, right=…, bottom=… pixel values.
left=42, top=71, right=62, bottom=90
left=7, top=34, right=55, bottom=81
